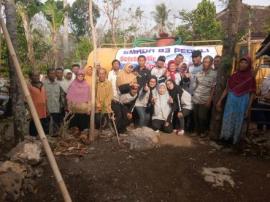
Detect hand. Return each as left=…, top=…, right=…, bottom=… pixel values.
left=144, top=85, right=149, bottom=92
left=216, top=101, right=222, bottom=112
left=168, top=96, right=173, bottom=104
left=177, top=112, right=183, bottom=118
left=152, top=97, right=157, bottom=103
left=127, top=113, right=132, bottom=120
left=164, top=121, right=169, bottom=127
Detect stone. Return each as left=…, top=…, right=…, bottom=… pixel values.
left=9, top=140, right=42, bottom=165
left=201, top=167, right=235, bottom=188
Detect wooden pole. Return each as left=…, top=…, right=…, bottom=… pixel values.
left=0, top=16, right=72, bottom=202
left=89, top=0, right=97, bottom=141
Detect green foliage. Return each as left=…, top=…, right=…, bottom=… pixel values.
left=176, top=0, right=223, bottom=41
left=16, top=0, right=41, bottom=18
left=73, top=37, right=93, bottom=61
left=152, top=3, right=171, bottom=31
left=68, top=0, right=100, bottom=38
left=43, top=0, right=64, bottom=30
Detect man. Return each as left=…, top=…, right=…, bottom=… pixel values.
left=108, top=59, right=121, bottom=102
left=213, top=55, right=222, bottom=70
left=71, top=64, right=80, bottom=80
left=28, top=71, right=48, bottom=136
left=175, top=54, right=184, bottom=72
left=151, top=55, right=166, bottom=83
left=55, top=67, right=64, bottom=89
left=44, top=68, right=65, bottom=135
left=134, top=55, right=151, bottom=90
left=187, top=50, right=203, bottom=95
left=95, top=68, right=113, bottom=129
left=192, top=56, right=217, bottom=137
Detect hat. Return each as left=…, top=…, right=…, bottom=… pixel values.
left=157, top=56, right=166, bottom=62
left=191, top=50, right=202, bottom=58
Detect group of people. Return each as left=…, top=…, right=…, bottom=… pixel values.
left=27, top=50, right=270, bottom=145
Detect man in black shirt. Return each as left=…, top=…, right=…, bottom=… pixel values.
left=134, top=55, right=151, bottom=90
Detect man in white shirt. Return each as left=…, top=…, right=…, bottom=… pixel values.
left=108, top=59, right=121, bottom=101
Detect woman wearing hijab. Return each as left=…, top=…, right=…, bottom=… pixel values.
left=67, top=69, right=91, bottom=132
left=61, top=69, right=73, bottom=93
left=217, top=56, right=256, bottom=144
left=166, top=60, right=181, bottom=86
left=166, top=79, right=192, bottom=135
left=135, top=75, right=158, bottom=127
left=151, top=83, right=173, bottom=133
left=84, top=65, right=93, bottom=87
left=116, top=63, right=137, bottom=94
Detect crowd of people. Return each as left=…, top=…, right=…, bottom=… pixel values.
left=27, top=50, right=270, bottom=145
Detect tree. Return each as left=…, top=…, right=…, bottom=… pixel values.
left=63, top=0, right=68, bottom=58
left=42, top=0, right=64, bottom=68
left=68, top=0, right=100, bottom=38
left=176, top=0, right=222, bottom=40
left=16, top=0, right=41, bottom=69
left=4, top=0, right=27, bottom=143
left=152, top=3, right=171, bottom=33
left=210, top=0, right=242, bottom=138
left=102, top=0, right=122, bottom=46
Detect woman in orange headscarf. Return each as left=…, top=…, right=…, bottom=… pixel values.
left=84, top=65, right=93, bottom=87
left=116, top=63, right=137, bottom=94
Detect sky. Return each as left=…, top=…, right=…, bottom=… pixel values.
left=67, top=0, right=270, bottom=30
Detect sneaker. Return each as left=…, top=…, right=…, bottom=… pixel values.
left=173, top=129, right=177, bottom=133
left=177, top=130, right=184, bottom=136
left=155, top=130, right=160, bottom=133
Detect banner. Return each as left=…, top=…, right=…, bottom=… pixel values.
left=115, top=45, right=218, bottom=69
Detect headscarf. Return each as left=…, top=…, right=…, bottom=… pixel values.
left=61, top=69, right=73, bottom=93
left=66, top=69, right=90, bottom=104
left=84, top=65, right=92, bottom=87
left=153, top=83, right=171, bottom=120
left=166, top=79, right=183, bottom=111
left=116, top=63, right=137, bottom=87
left=228, top=56, right=256, bottom=96
left=167, top=60, right=177, bottom=81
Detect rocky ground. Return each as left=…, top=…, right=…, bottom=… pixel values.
left=17, top=128, right=270, bottom=202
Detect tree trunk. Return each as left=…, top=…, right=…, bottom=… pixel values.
left=210, top=0, right=242, bottom=139
left=18, top=9, right=36, bottom=69
left=5, top=0, right=27, bottom=143
left=51, top=29, right=59, bottom=68
left=63, top=0, right=69, bottom=59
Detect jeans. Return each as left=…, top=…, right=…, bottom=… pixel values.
left=152, top=119, right=173, bottom=133
left=173, top=109, right=191, bottom=130
left=135, top=106, right=150, bottom=127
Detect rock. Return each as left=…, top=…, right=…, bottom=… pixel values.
left=0, top=171, right=23, bottom=201
left=0, top=161, right=27, bottom=177
left=201, top=167, right=235, bottom=188
left=123, top=127, right=160, bottom=150
left=9, top=140, right=42, bottom=165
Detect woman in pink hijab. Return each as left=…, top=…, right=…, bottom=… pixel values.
left=67, top=69, right=91, bottom=132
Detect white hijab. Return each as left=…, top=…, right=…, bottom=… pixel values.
left=61, top=69, right=74, bottom=93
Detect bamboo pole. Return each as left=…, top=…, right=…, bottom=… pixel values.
left=89, top=0, right=97, bottom=141
left=0, top=16, right=72, bottom=202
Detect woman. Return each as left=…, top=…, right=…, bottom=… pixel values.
left=166, top=79, right=192, bottom=135
left=116, top=63, right=137, bottom=94
left=84, top=65, right=92, bottom=87
left=217, top=56, right=256, bottom=144
left=67, top=69, right=91, bottom=132
left=135, top=76, right=158, bottom=127
left=151, top=83, right=173, bottom=133
left=61, top=69, right=73, bottom=93
left=166, top=60, right=181, bottom=86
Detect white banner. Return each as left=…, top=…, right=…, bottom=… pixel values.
left=116, top=45, right=218, bottom=69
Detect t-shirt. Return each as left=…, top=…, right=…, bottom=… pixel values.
left=261, top=76, right=270, bottom=96
left=192, top=69, right=217, bottom=105
left=188, top=64, right=203, bottom=94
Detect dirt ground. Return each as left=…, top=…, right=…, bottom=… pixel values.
left=20, top=133, right=270, bottom=202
